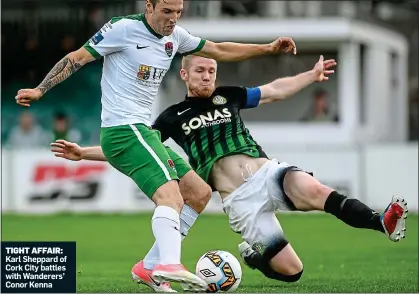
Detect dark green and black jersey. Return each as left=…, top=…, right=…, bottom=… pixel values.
left=152, top=86, right=268, bottom=183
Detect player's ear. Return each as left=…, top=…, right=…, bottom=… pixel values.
left=180, top=69, right=188, bottom=81
left=145, top=0, right=153, bottom=13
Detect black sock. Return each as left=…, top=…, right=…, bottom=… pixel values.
left=243, top=251, right=264, bottom=270
left=244, top=253, right=302, bottom=282
left=324, top=191, right=384, bottom=233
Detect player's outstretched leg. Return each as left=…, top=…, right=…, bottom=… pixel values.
left=283, top=171, right=408, bottom=241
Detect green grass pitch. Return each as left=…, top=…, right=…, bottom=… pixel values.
left=2, top=213, right=418, bottom=292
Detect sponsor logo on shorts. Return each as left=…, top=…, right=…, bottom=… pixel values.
left=212, top=95, right=227, bottom=105
left=252, top=243, right=265, bottom=254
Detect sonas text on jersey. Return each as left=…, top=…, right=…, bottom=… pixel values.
left=182, top=108, right=232, bottom=135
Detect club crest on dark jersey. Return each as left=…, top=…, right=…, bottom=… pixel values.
left=165, top=42, right=173, bottom=57
left=212, top=95, right=227, bottom=105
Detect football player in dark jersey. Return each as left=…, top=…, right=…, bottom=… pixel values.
left=51, top=55, right=407, bottom=288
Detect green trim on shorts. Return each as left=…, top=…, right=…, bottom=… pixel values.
left=101, top=123, right=178, bottom=198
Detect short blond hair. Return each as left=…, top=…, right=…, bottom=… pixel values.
left=181, top=55, right=218, bottom=71
left=181, top=55, right=194, bottom=70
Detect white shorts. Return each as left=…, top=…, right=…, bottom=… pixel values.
left=222, top=160, right=303, bottom=254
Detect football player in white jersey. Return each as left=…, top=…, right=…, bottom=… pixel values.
left=15, top=0, right=297, bottom=291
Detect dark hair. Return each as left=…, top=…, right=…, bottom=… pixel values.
left=150, top=0, right=159, bottom=7
left=54, top=111, right=68, bottom=120
left=313, top=88, right=327, bottom=98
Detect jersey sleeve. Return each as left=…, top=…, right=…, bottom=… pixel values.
left=219, top=86, right=261, bottom=109
left=243, top=87, right=262, bottom=109
left=152, top=112, right=170, bottom=142
left=83, top=19, right=129, bottom=59
left=176, top=26, right=206, bottom=56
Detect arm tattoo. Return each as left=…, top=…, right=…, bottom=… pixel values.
left=37, top=57, right=83, bottom=95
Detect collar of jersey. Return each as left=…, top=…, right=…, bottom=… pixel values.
left=184, top=95, right=210, bottom=102
left=140, top=13, right=163, bottom=39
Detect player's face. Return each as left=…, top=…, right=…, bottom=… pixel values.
left=184, top=57, right=217, bottom=98
left=148, top=0, right=183, bottom=36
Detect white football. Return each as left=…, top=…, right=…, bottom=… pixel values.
left=195, top=250, right=242, bottom=292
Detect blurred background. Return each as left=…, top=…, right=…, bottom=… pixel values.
left=1, top=0, right=418, bottom=214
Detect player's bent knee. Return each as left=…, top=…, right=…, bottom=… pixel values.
left=248, top=238, right=304, bottom=282
left=152, top=180, right=184, bottom=212
left=269, top=245, right=303, bottom=273
left=270, top=256, right=303, bottom=277
left=259, top=256, right=304, bottom=283
left=179, top=171, right=212, bottom=213
left=183, top=187, right=211, bottom=213
left=194, top=185, right=212, bottom=212
left=265, top=243, right=303, bottom=282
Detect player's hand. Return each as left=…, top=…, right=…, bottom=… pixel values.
left=15, top=88, right=43, bottom=107
left=50, top=139, right=83, bottom=161
left=269, top=37, right=297, bottom=55
left=313, top=55, right=337, bottom=82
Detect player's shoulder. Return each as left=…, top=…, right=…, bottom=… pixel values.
left=173, top=25, right=189, bottom=35
left=159, top=100, right=190, bottom=118
left=212, top=86, right=247, bottom=103
left=110, top=13, right=142, bottom=24
left=108, top=14, right=146, bottom=30
left=214, top=85, right=246, bottom=94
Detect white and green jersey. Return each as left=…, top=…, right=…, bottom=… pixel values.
left=83, top=14, right=206, bottom=127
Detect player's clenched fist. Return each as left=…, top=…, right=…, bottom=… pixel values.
left=269, top=37, right=297, bottom=55
left=15, top=88, right=43, bottom=107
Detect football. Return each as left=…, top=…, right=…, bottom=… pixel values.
left=195, top=250, right=242, bottom=292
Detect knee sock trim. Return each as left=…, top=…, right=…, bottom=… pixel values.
left=261, top=238, right=289, bottom=263
left=270, top=269, right=304, bottom=282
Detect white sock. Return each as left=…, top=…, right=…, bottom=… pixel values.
left=151, top=205, right=181, bottom=265
left=143, top=205, right=199, bottom=270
